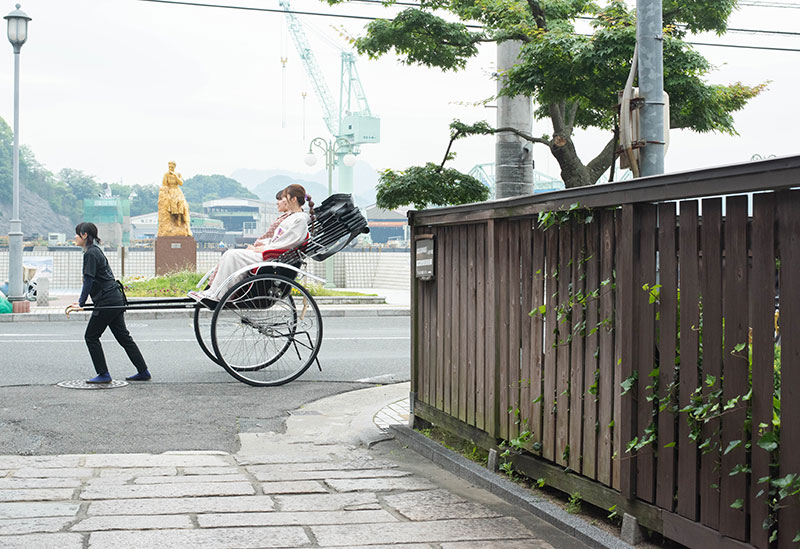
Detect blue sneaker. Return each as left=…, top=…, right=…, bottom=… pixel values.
left=87, top=373, right=112, bottom=383
left=125, top=370, right=151, bottom=381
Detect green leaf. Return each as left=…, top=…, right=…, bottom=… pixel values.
left=732, top=342, right=746, bottom=353
left=723, top=439, right=742, bottom=455
left=757, top=431, right=779, bottom=452
left=730, top=498, right=744, bottom=509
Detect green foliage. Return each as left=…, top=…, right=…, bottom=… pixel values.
left=566, top=491, right=582, bottom=514
left=124, top=271, right=371, bottom=298
left=346, top=0, right=763, bottom=187
left=182, top=174, right=258, bottom=212
left=375, top=162, right=488, bottom=210
left=354, top=9, right=482, bottom=70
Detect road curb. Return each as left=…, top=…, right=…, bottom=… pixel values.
left=389, top=424, right=634, bottom=549
left=0, top=307, right=410, bottom=322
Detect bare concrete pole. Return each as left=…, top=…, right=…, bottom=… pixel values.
left=495, top=40, right=533, bottom=199
left=637, top=0, right=665, bottom=176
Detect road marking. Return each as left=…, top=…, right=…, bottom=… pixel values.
left=0, top=333, right=60, bottom=337
left=0, top=336, right=410, bottom=343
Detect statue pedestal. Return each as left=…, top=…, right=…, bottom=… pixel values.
left=155, top=236, right=197, bottom=276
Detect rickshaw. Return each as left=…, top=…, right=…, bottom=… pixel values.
left=83, top=194, right=369, bottom=387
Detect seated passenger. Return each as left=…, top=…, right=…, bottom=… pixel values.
left=189, top=184, right=314, bottom=303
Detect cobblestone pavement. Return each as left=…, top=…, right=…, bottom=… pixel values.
left=0, top=384, right=587, bottom=548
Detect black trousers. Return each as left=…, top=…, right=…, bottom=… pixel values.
left=84, top=308, right=148, bottom=376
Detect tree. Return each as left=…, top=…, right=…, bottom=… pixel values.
left=340, top=0, right=765, bottom=188
left=182, top=174, right=259, bottom=212
left=376, top=120, right=490, bottom=209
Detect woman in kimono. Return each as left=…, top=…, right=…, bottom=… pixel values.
left=189, top=184, right=314, bottom=303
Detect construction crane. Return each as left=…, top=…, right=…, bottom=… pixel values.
left=280, top=0, right=380, bottom=194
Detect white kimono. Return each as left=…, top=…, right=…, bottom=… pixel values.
left=205, top=212, right=310, bottom=299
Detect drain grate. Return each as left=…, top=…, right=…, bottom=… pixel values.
left=57, top=379, right=128, bottom=390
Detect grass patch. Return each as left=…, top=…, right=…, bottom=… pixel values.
left=122, top=271, right=377, bottom=298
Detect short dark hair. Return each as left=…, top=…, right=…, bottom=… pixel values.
left=75, top=222, right=102, bottom=246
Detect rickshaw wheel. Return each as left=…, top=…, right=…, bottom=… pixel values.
left=210, top=274, right=323, bottom=387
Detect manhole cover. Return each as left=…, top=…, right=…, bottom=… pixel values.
left=57, top=379, right=128, bottom=390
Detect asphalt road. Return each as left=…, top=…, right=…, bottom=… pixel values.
left=0, top=316, right=410, bottom=456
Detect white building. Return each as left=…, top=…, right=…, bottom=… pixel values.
left=202, top=197, right=278, bottom=240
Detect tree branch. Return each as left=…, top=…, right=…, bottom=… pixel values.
left=549, top=102, right=565, bottom=134
left=495, top=127, right=551, bottom=146
left=586, top=136, right=618, bottom=183
left=525, top=0, right=547, bottom=29
left=565, top=101, right=579, bottom=135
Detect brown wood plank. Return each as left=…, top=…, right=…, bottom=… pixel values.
left=636, top=204, right=657, bottom=503
left=569, top=222, right=585, bottom=472
left=700, top=198, right=723, bottom=529
left=531, top=227, right=546, bottom=454
left=520, top=222, right=534, bottom=445
left=443, top=227, right=453, bottom=415
left=486, top=220, right=498, bottom=438
left=508, top=221, right=522, bottom=441
left=476, top=224, right=486, bottom=431
left=776, top=190, right=800, bottom=549
left=719, top=196, right=748, bottom=541
left=510, top=451, right=663, bottom=533
left=556, top=224, right=572, bottom=466
left=613, top=210, right=622, bottom=491
left=458, top=226, right=469, bottom=423
left=543, top=227, right=559, bottom=462
left=582, top=219, right=600, bottom=480
left=656, top=202, right=678, bottom=512
left=410, top=224, right=419, bottom=400
left=749, top=193, right=775, bottom=549
left=498, top=220, right=510, bottom=440
left=436, top=227, right=446, bottom=411
left=467, top=224, right=477, bottom=427
left=677, top=200, right=700, bottom=520
left=452, top=226, right=463, bottom=421
left=662, top=511, right=760, bottom=549
left=619, top=204, right=640, bottom=499
left=420, top=261, right=429, bottom=405
left=597, top=210, right=616, bottom=487
left=429, top=266, right=438, bottom=408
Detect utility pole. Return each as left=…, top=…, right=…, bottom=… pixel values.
left=495, top=40, right=533, bottom=199
left=637, top=0, right=665, bottom=176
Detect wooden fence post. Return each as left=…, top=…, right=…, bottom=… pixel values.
left=619, top=204, right=639, bottom=499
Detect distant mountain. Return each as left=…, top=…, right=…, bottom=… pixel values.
left=0, top=187, right=73, bottom=237
left=253, top=175, right=328, bottom=205
left=231, top=162, right=380, bottom=207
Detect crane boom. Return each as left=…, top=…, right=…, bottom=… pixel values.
left=279, top=0, right=338, bottom=135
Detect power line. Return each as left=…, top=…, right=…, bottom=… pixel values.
left=137, top=0, right=800, bottom=52
left=739, top=1, right=800, bottom=8
left=136, top=0, right=377, bottom=21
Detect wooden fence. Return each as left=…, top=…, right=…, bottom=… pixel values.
left=408, top=155, right=800, bottom=549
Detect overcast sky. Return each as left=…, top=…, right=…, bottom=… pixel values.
left=0, top=0, right=798, bottom=189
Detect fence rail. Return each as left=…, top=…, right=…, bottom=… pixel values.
left=409, top=155, right=800, bottom=548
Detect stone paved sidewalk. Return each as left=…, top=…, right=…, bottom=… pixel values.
left=0, top=384, right=588, bottom=548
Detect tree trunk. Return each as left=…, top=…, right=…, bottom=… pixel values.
left=548, top=101, right=616, bottom=188
left=550, top=135, right=593, bottom=188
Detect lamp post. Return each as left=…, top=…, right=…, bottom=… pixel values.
left=304, top=137, right=356, bottom=288
left=4, top=4, right=31, bottom=313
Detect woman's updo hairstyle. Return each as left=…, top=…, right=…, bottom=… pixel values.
left=75, top=222, right=102, bottom=246
left=283, top=184, right=315, bottom=231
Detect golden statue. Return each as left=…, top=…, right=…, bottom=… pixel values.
left=158, top=161, right=192, bottom=237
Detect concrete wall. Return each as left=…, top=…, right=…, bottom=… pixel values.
left=0, top=249, right=410, bottom=291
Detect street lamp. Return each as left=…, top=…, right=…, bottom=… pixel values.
left=303, top=137, right=356, bottom=288
left=4, top=4, right=31, bottom=313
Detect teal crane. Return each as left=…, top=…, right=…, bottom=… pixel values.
left=280, top=1, right=380, bottom=194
